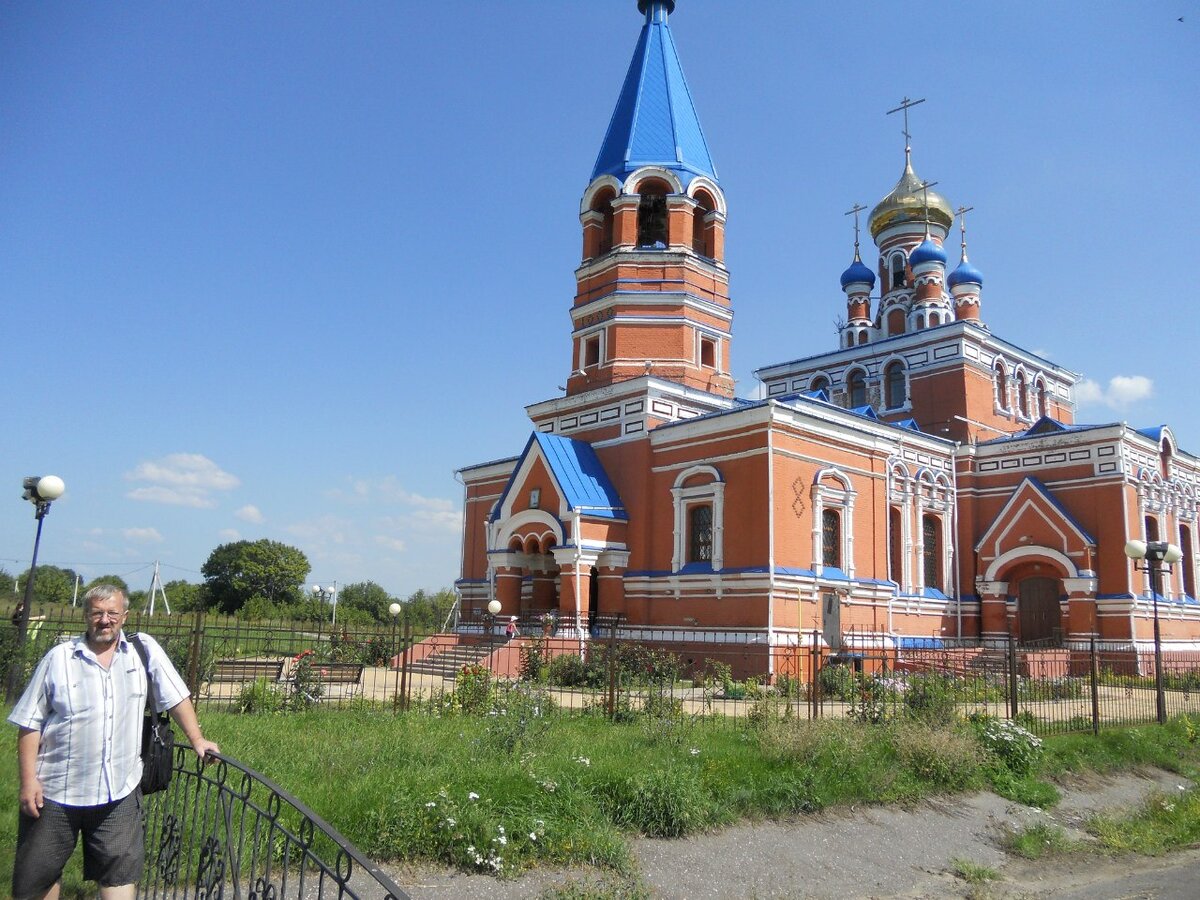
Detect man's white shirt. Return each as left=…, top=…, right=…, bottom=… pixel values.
left=8, top=631, right=188, bottom=807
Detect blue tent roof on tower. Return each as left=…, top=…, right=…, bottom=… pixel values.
left=591, top=1, right=718, bottom=186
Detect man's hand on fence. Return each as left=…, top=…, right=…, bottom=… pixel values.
left=193, top=736, right=221, bottom=763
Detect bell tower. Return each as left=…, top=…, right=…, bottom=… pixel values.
left=566, top=0, right=733, bottom=400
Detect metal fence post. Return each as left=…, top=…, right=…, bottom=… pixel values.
left=186, top=607, right=205, bottom=698
left=810, top=628, right=822, bottom=720
left=1007, top=633, right=1019, bottom=720
left=606, top=621, right=618, bottom=721
left=1090, top=635, right=1101, bottom=736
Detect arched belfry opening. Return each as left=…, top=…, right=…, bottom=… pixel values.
left=591, top=187, right=616, bottom=256
left=692, top=188, right=716, bottom=256
left=635, top=178, right=671, bottom=247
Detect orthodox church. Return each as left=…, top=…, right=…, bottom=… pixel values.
left=455, top=0, right=1200, bottom=673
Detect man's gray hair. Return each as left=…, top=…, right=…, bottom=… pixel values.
left=83, top=583, right=129, bottom=610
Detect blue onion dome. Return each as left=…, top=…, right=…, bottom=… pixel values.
left=909, top=238, right=947, bottom=267
left=840, top=256, right=876, bottom=289
left=947, top=256, right=983, bottom=288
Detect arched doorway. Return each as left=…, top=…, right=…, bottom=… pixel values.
left=1018, top=577, right=1062, bottom=644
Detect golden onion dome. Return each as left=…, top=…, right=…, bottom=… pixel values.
left=868, top=154, right=954, bottom=241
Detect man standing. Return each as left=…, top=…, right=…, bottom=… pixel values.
left=8, top=584, right=220, bottom=900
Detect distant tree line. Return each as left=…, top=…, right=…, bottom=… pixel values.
left=0, top=537, right=456, bottom=632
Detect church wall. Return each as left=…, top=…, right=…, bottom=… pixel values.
left=457, top=460, right=517, bottom=587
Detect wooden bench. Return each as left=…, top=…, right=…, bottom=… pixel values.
left=211, top=659, right=286, bottom=684
left=295, top=661, right=365, bottom=702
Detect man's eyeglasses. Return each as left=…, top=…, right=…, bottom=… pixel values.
left=87, top=611, right=126, bottom=623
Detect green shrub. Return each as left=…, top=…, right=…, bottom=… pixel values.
left=903, top=673, right=959, bottom=726
left=520, top=637, right=548, bottom=682
left=289, top=650, right=325, bottom=709
left=477, top=683, right=555, bottom=755
left=890, top=722, right=982, bottom=790
left=973, top=716, right=1044, bottom=775
left=235, top=677, right=286, bottom=714
left=454, top=663, right=493, bottom=714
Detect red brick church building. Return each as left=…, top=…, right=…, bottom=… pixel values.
left=455, top=1, right=1200, bottom=672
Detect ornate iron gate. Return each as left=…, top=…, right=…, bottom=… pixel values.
left=141, top=745, right=408, bottom=899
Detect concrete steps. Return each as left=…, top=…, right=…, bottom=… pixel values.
left=408, top=642, right=496, bottom=679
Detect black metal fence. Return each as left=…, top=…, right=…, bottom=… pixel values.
left=6, top=603, right=1200, bottom=738
left=141, top=743, right=408, bottom=899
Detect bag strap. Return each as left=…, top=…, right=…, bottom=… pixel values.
left=129, top=633, right=164, bottom=718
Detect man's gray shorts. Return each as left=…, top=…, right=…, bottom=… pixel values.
left=12, top=789, right=143, bottom=897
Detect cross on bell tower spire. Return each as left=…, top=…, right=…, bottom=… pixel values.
left=886, top=96, right=925, bottom=164
left=844, top=203, right=868, bottom=260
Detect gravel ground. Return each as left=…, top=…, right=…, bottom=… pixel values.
left=384, top=768, right=1198, bottom=899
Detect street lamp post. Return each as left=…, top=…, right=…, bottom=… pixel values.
left=487, top=598, right=501, bottom=673
left=389, top=602, right=403, bottom=712
left=311, top=582, right=338, bottom=627
left=6, top=475, right=66, bottom=703
left=1124, top=539, right=1184, bottom=725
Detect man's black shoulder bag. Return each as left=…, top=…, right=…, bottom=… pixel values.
left=130, top=633, right=175, bottom=795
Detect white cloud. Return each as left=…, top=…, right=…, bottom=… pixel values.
left=235, top=505, right=265, bottom=524
left=125, top=453, right=240, bottom=508
left=1076, top=375, right=1153, bottom=412
left=127, top=486, right=216, bottom=508
left=375, top=535, right=407, bottom=552
left=217, top=528, right=241, bottom=541
left=122, top=527, right=164, bottom=543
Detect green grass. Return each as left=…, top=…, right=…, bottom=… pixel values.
left=1003, top=821, right=1076, bottom=859
left=4, top=707, right=1200, bottom=891
left=949, top=857, right=1000, bottom=884
left=1089, top=785, right=1200, bottom=855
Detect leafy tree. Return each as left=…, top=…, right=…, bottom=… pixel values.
left=0, top=568, right=15, bottom=600
left=401, top=587, right=458, bottom=634
left=19, top=565, right=81, bottom=606
left=200, top=539, right=310, bottom=615
left=338, top=581, right=396, bottom=623
left=160, top=580, right=208, bottom=613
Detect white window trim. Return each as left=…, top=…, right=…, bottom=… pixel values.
left=811, top=468, right=855, bottom=578
left=671, top=465, right=725, bottom=572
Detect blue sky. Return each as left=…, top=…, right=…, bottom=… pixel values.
left=3, top=1, right=1197, bottom=602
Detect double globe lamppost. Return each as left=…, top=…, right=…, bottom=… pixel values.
left=1124, top=539, right=1184, bottom=725
left=6, top=475, right=66, bottom=702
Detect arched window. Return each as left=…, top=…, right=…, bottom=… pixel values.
left=915, top=313, right=925, bottom=329
left=889, top=253, right=906, bottom=290
left=929, top=312, right=940, bottom=326
left=848, top=369, right=868, bottom=407
left=857, top=331, right=868, bottom=345
left=1017, top=371, right=1030, bottom=417
left=922, top=514, right=941, bottom=592
left=1145, top=516, right=1160, bottom=543
left=636, top=179, right=670, bottom=247
left=887, top=308, right=906, bottom=336
left=1181, top=524, right=1196, bottom=600
left=884, top=361, right=907, bottom=409
left=822, top=509, right=841, bottom=569
left=994, top=362, right=1008, bottom=410
left=692, top=190, right=715, bottom=256
left=889, top=506, right=904, bottom=586
left=671, top=466, right=725, bottom=573
left=688, top=504, right=713, bottom=563
left=810, top=376, right=830, bottom=397
left=699, top=336, right=716, bottom=368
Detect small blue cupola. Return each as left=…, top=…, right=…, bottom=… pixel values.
left=909, top=238, right=947, bottom=268
left=947, top=256, right=984, bottom=288
left=591, top=0, right=718, bottom=186
left=840, top=255, right=876, bottom=289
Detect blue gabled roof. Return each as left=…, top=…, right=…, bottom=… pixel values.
left=1136, top=425, right=1166, bottom=442
left=591, top=1, right=717, bottom=185
left=532, top=433, right=627, bottom=520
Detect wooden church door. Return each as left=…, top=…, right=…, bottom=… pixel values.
left=1018, top=577, right=1061, bottom=644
